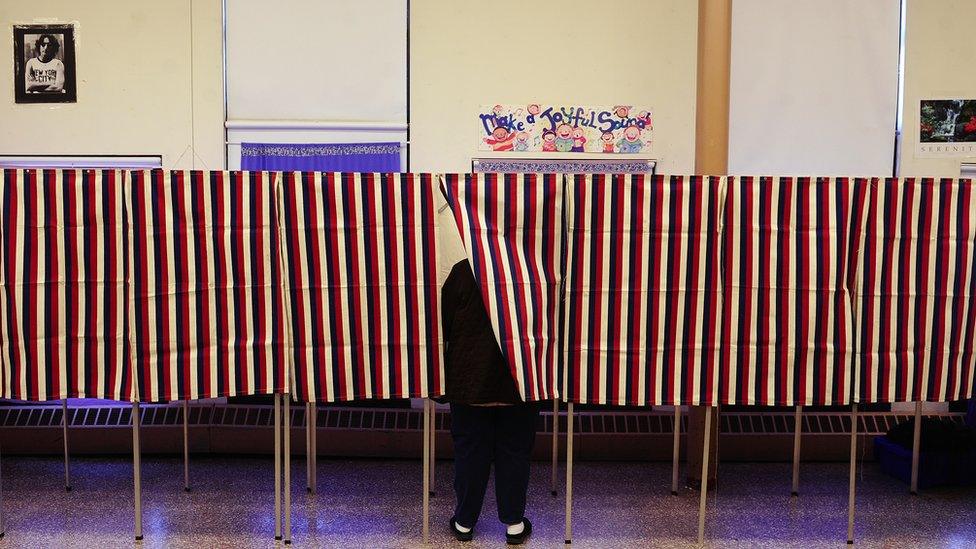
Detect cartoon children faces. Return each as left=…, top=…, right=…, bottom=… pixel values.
left=616, top=124, right=644, bottom=153
left=571, top=127, right=586, bottom=153
left=541, top=128, right=557, bottom=152
left=555, top=123, right=574, bottom=152
left=484, top=126, right=517, bottom=151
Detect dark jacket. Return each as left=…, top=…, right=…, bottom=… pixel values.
left=437, top=260, right=522, bottom=405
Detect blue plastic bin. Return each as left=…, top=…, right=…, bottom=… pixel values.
left=874, top=435, right=956, bottom=489
left=957, top=447, right=976, bottom=486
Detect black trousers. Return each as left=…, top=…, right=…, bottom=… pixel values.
left=450, top=403, right=540, bottom=528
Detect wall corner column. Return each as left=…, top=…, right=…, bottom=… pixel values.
left=694, top=0, right=732, bottom=175
left=688, top=0, right=731, bottom=488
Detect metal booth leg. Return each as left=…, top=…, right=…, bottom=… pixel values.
left=696, top=406, right=713, bottom=547
left=63, top=400, right=71, bottom=492
left=183, top=400, right=190, bottom=492
left=847, top=403, right=859, bottom=544
left=910, top=402, right=922, bottom=495
left=564, top=402, right=575, bottom=544
left=274, top=394, right=282, bottom=541
left=792, top=405, right=803, bottom=496
left=284, top=395, right=292, bottom=544
left=672, top=406, right=681, bottom=495
left=133, top=402, right=143, bottom=541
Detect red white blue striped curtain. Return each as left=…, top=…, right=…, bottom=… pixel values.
left=6, top=169, right=976, bottom=409
left=721, top=176, right=866, bottom=406
left=0, top=169, right=129, bottom=401
left=856, top=177, right=976, bottom=403
left=126, top=170, right=287, bottom=402
left=441, top=173, right=563, bottom=402
left=563, top=175, right=725, bottom=406
left=278, top=172, right=444, bottom=402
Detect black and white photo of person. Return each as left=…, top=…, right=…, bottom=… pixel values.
left=13, top=24, right=76, bottom=104
left=24, top=33, right=65, bottom=93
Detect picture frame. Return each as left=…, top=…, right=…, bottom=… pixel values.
left=13, top=23, right=77, bottom=104
left=919, top=99, right=976, bottom=144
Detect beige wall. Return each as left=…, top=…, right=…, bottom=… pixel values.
left=7, top=1, right=973, bottom=177
left=900, top=0, right=976, bottom=177
left=409, top=0, right=699, bottom=174
left=0, top=0, right=224, bottom=169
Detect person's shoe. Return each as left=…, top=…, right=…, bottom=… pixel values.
left=505, top=517, right=532, bottom=545
left=450, top=516, right=473, bottom=542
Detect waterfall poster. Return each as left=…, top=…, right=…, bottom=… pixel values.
left=478, top=104, right=653, bottom=154
left=917, top=99, right=976, bottom=157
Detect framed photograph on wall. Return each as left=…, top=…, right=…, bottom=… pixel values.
left=13, top=24, right=77, bottom=104
left=916, top=99, right=976, bottom=157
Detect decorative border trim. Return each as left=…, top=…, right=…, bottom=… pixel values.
left=472, top=158, right=656, bottom=174
left=241, top=143, right=401, bottom=157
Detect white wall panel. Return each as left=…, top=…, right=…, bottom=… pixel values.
left=729, top=0, right=900, bottom=176
left=226, top=0, right=406, bottom=123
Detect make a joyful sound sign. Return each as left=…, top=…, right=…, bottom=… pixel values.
left=478, top=104, right=653, bottom=154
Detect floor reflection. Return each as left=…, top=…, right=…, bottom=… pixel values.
left=0, top=455, right=972, bottom=548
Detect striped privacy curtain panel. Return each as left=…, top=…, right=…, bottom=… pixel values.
left=126, top=170, right=287, bottom=402
left=2, top=168, right=973, bottom=408
left=278, top=172, right=444, bottom=402
left=720, top=176, right=867, bottom=406
left=441, top=173, right=563, bottom=402
left=563, top=174, right=725, bottom=406
left=0, top=169, right=128, bottom=401
left=856, top=177, right=976, bottom=403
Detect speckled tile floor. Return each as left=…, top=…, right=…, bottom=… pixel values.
left=0, top=455, right=973, bottom=548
